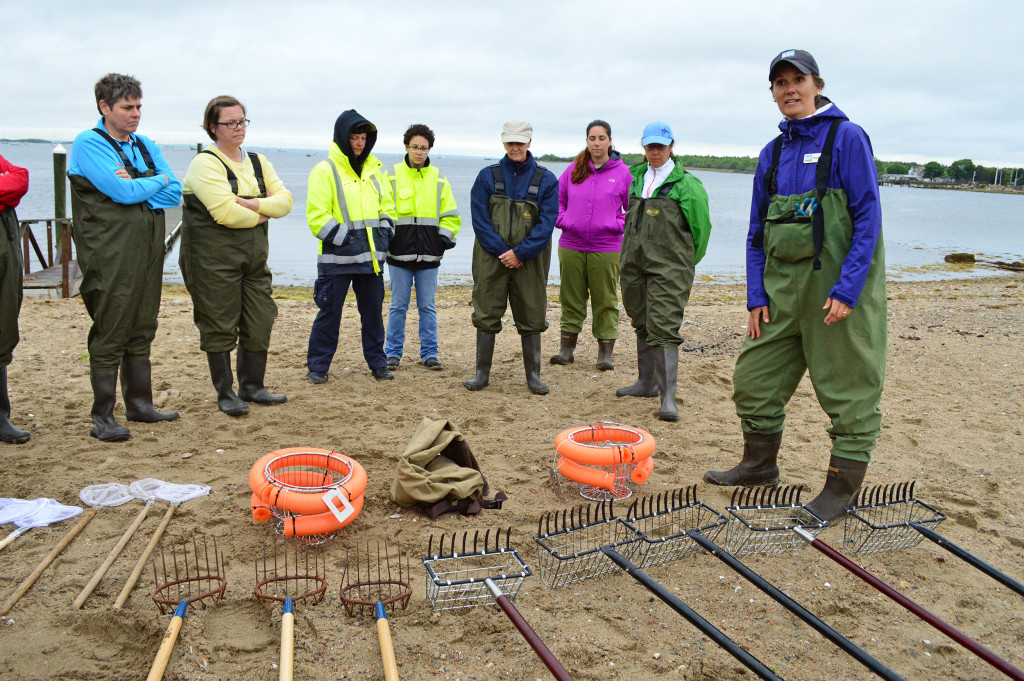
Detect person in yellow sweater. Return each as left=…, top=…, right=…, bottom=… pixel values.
left=180, top=95, right=293, bottom=416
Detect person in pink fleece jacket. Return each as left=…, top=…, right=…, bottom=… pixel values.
left=551, top=120, right=632, bottom=370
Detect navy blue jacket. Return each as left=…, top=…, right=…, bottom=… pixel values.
left=746, top=102, right=881, bottom=309
left=469, top=151, right=558, bottom=262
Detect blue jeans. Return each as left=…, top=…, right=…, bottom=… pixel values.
left=307, top=273, right=386, bottom=372
left=384, top=264, right=438, bottom=360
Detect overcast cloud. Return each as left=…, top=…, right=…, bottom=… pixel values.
left=2, top=0, right=1021, bottom=166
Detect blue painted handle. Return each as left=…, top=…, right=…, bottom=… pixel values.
left=283, top=597, right=294, bottom=615
left=173, top=600, right=187, bottom=619
left=374, top=601, right=387, bottom=620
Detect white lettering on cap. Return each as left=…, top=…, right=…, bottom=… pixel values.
left=781, top=50, right=796, bottom=58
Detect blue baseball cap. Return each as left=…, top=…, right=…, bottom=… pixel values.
left=641, top=122, right=674, bottom=146
left=769, top=49, right=820, bottom=80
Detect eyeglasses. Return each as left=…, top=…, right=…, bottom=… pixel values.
left=406, top=145, right=430, bottom=152
left=217, top=119, right=250, bottom=130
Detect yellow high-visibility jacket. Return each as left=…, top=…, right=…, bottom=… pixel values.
left=307, top=142, right=395, bottom=275
left=385, top=160, right=461, bottom=270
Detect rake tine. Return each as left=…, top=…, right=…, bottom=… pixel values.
left=545, top=512, right=551, bottom=535
left=908, top=480, right=916, bottom=500
left=473, top=530, right=479, bottom=553
left=461, top=532, right=468, bottom=555
left=730, top=487, right=740, bottom=507
left=586, top=504, right=592, bottom=524
left=795, top=485, right=803, bottom=504
left=505, top=527, right=511, bottom=551
left=609, top=499, right=615, bottom=520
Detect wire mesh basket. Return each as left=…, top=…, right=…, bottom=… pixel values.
left=723, top=486, right=827, bottom=557
left=623, top=486, right=729, bottom=568
left=534, top=501, right=642, bottom=588
left=844, top=481, right=946, bottom=556
left=422, top=529, right=531, bottom=611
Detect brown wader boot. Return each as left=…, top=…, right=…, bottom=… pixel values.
left=596, top=339, right=615, bottom=371
left=654, top=347, right=679, bottom=422
left=616, top=336, right=658, bottom=398
left=549, top=332, right=577, bottom=365
left=120, top=358, right=179, bottom=423
left=207, top=352, right=249, bottom=416
left=464, top=330, right=495, bottom=391
left=703, top=431, right=782, bottom=486
left=803, top=455, right=868, bottom=523
left=522, top=333, right=549, bottom=395
left=90, top=371, right=130, bottom=442
left=0, top=367, right=30, bottom=444
left=237, top=348, right=287, bottom=405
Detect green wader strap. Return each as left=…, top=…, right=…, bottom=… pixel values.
left=91, top=128, right=156, bottom=179
left=752, top=135, right=783, bottom=250
left=199, top=149, right=267, bottom=196
left=751, top=120, right=844, bottom=270
left=812, top=119, right=844, bottom=270
left=489, top=163, right=547, bottom=199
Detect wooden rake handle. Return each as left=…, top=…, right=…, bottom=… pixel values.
left=73, top=501, right=153, bottom=609
left=0, top=509, right=98, bottom=616
left=114, top=502, right=176, bottom=610
left=146, top=600, right=187, bottom=681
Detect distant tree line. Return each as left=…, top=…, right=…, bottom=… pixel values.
left=539, top=152, right=758, bottom=173
left=875, top=158, right=1024, bottom=186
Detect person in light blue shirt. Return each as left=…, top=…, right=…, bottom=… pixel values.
left=68, top=73, right=182, bottom=442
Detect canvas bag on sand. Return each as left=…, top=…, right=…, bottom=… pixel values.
left=390, top=417, right=506, bottom=518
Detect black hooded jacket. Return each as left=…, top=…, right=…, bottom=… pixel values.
left=333, top=109, right=377, bottom=178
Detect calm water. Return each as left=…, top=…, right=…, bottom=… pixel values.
left=4, top=141, right=1022, bottom=286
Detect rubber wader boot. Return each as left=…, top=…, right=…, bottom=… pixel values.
left=90, top=371, right=130, bottom=442
left=703, top=431, right=782, bottom=486
left=654, top=347, right=679, bottom=422
left=120, top=358, right=179, bottom=423
left=0, top=367, right=30, bottom=444
left=616, top=337, right=658, bottom=398
left=549, top=332, right=577, bottom=365
left=207, top=352, right=249, bottom=417
left=464, top=330, right=495, bottom=391
left=596, top=339, right=615, bottom=371
left=803, top=455, right=868, bottom=523
left=522, top=333, right=549, bottom=395
left=237, top=348, right=287, bottom=405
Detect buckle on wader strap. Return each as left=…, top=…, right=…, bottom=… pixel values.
left=200, top=149, right=267, bottom=197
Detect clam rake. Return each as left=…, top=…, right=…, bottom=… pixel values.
left=424, top=529, right=572, bottom=681
left=844, top=481, right=1024, bottom=598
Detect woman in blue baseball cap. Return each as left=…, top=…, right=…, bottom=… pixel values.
left=704, top=49, right=887, bottom=522
left=616, top=121, right=712, bottom=421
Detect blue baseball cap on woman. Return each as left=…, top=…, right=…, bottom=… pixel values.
left=641, top=122, right=674, bottom=146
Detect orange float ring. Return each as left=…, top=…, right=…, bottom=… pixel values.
left=630, top=455, right=654, bottom=485
left=554, top=424, right=656, bottom=466
left=555, top=457, right=617, bottom=491
left=281, top=494, right=365, bottom=537
left=249, top=448, right=367, bottom=515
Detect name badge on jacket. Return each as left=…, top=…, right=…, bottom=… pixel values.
left=804, top=153, right=821, bottom=164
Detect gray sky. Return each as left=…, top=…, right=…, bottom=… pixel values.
left=3, top=0, right=1021, bottom=166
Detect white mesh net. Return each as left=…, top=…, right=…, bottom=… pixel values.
left=0, top=498, right=49, bottom=525
left=79, top=483, right=135, bottom=508
left=12, top=498, right=83, bottom=528
left=130, top=478, right=210, bottom=505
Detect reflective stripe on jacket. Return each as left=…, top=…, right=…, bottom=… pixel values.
left=385, top=160, right=461, bottom=270
left=307, top=142, right=395, bottom=276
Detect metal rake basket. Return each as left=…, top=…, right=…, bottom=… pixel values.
left=623, top=485, right=729, bottom=568
left=339, top=539, right=412, bottom=617
left=151, top=536, right=227, bottom=614
left=534, top=501, right=641, bottom=588
left=844, top=481, right=946, bottom=556
left=422, top=529, right=531, bottom=611
left=253, top=540, right=327, bottom=605
left=723, top=485, right=827, bottom=557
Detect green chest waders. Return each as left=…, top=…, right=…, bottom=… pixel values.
left=68, top=130, right=166, bottom=371
left=471, top=165, right=551, bottom=334
left=733, top=120, right=887, bottom=462
left=0, top=207, right=24, bottom=365
left=180, top=151, right=276, bottom=352
left=619, top=180, right=696, bottom=348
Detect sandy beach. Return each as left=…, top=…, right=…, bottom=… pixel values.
left=0, top=272, right=1021, bottom=681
